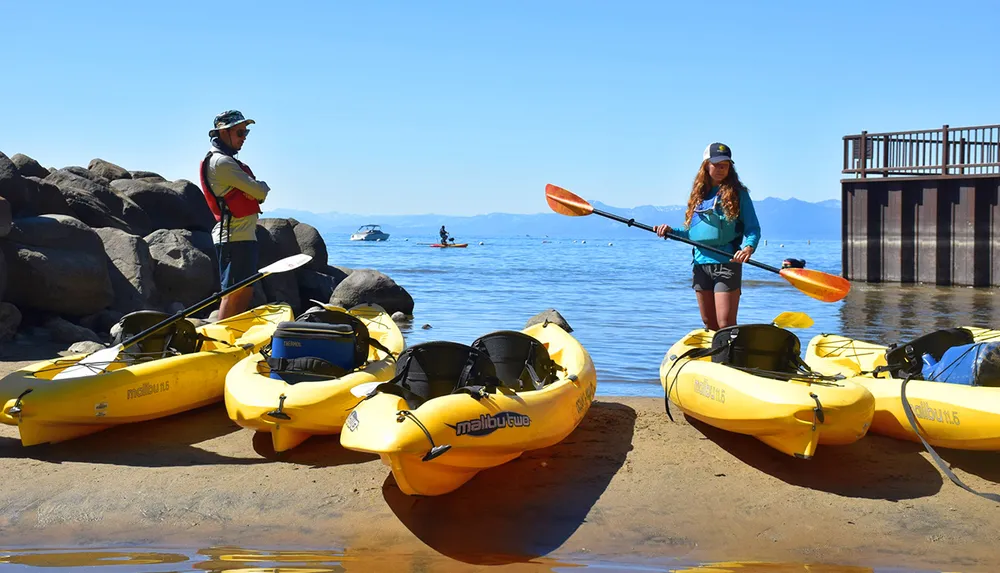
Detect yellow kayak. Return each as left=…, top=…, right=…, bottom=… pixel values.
left=340, top=322, right=597, bottom=496
left=0, top=304, right=292, bottom=446
left=805, top=327, right=1000, bottom=450
left=224, top=303, right=404, bottom=452
left=660, top=324, right=875, bottom=459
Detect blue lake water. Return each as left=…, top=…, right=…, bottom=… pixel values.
left=324, top=234, right=1000, bottom=398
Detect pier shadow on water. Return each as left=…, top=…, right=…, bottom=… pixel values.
left=685, top=416, right=944, bottom=500
left=382, top=401, right=637, bottom=565
left=250, top=430, right=378, bottom=467
left=837, top=283, right=1000, bottom=344
left=0, top=403, right=259, bottom=467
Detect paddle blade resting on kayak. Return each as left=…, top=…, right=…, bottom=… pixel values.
left=544, top=183, right=851, bottom=303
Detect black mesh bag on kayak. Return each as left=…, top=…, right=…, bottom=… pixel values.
left=471, top=330, right=558, bottom=391
left=884, top=327, right=975, bottom=379
left=368, top=341, right=500, bottom=409
left=710, top=324, right=806, bottom=374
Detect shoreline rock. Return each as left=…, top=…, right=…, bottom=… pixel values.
left=0, top=150, right=414, bottom=346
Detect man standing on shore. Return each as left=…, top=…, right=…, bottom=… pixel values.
left=198, top=110, right=270, bottom=319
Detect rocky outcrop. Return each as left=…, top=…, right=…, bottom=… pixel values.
left=88, top=158, right=132, bottom=182
left=0, top=215, right=114, bottom=316
left=144, top=229, right=217, bottom=308
left=330, top=269, right=414, bottom=315
left=95, top=227, right=158, bottom=314
left=10, top=153, right=49, bottom=178
left=0, top=148, right=414, bottom=349
left=525, top=309, right=573, bottom=333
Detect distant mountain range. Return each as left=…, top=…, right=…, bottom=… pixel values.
left=264, top=197, right=842, bottom=241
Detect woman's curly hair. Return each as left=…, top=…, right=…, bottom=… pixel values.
left=683, top=160, right=746, bottom=229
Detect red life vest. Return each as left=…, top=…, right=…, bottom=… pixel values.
left=198, top=152, right=263, bottom=221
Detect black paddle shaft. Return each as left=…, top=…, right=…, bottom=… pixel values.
left=120, top=268, right=268, bottom=351
left=591, top=207, right=782, bottom=274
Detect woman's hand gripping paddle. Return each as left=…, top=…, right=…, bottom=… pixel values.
left=544, top=184, right=851, bottom=303
left=53, top=253, right=313, bottom=380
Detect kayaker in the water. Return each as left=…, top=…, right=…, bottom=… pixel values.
left=198, top=110, right=270, bottom=319
left=653, top=142, right=761, bottom=331
left=439, top=225, right=451, bottom=245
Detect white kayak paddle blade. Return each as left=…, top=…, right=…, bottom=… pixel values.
left=259, top=254, right=312, bottom=274
left=350, top=381, right=382, bottom=397
left=52, top=345, right=124, bottom=380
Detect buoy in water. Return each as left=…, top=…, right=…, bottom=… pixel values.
left=608, top=242, right=613, bottom=246
left=780, top=244, right=784, bottom=248
left=581, top=240, right=586, bottom=244
left=479, top=241, right=484, bottom=245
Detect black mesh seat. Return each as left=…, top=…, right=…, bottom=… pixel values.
left=113, top=310, right=201, bottom=359
left=709, top=324, right=806, bottom=374
left=370, top=341, right=499, bottom=409
left=471, top=330, right=558, bottom=391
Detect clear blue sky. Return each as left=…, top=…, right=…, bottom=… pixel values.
left=3, top=1, right=997, bottom=215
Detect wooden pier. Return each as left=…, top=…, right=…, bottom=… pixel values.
left=842, top=123, right=1000, bottom=286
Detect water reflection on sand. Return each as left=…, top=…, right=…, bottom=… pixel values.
left=0, top=547, right=944, bottom=572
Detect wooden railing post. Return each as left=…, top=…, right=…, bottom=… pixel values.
left=941, top=124, right=950, bottom=175
left=883, top=135, right=890, bottom=177
left=959, top=137, right=966, bottom=175
left=859, top=131, right=868, bottom=179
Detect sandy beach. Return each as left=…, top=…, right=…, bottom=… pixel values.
left=2, top=348, right=1000, bottom=572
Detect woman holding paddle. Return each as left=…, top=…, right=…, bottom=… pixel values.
left=653, top=143, right=760, bottom=331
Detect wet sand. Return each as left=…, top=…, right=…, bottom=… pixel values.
left=1, top=349, right=1000, bottom=572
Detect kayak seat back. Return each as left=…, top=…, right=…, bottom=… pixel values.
left=113, top=310, right=202, bottom=360
left=471, top=330, right=558, bottom=391
left=373, top=342, right=499, bottom=409
left=886, top=327, right=974, bottom=378
left=711, top=324, right=805, bottom=374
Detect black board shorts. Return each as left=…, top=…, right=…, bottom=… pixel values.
left=692, top=262, right=743, bottom=292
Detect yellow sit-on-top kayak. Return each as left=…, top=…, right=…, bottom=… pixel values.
left=224, top=303, right=404, bottom=452
left=340, top=322, right=597, bottom=496
left=805, top=327, right=1000, bottom=450
left=660, top=323, right=875, bottom=459
left=0, top=304, right=292, bottom=446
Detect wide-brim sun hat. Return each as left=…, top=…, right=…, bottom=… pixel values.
left=209, top=109, right=255, bottom=137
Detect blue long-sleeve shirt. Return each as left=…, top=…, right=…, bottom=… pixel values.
left=671, top=186, right=761, bottom=265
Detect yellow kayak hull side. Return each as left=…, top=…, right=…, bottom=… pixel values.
left=0, top=304, right=292, bottom=446
left=805, top=328, right=1000, bottom=450
left=224, top=303, right=405, bottom=452
left=339, top=322, right=598, bottom=496
left=660, top=329, right=875, bottom=459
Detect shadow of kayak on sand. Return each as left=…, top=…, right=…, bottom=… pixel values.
left=0, top=403, right=262, bottom=467
left=381, top=401, right=637, bottom=565
left=685, top=415, right=944, bottom=500
left=250, top=430, right=379, bottom=466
